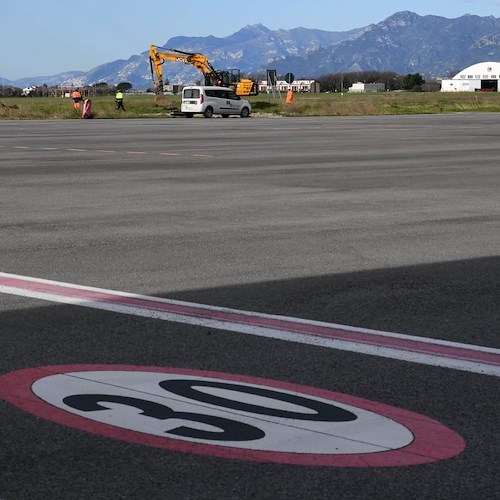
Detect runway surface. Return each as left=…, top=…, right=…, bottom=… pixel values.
left=1, top=115, right=499, bottom=499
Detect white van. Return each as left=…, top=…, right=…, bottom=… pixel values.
left=181, top=86, right=251, bottom=118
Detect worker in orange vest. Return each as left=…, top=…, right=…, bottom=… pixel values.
left=71, top=88, right=82, bottom=110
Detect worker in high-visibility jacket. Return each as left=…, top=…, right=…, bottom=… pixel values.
left=71, top=88, right=82, bottom=110
left=115, top=90, right=125, bottom=110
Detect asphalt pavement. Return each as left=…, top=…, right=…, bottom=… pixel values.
left=0, top=114, right=499, bottom=499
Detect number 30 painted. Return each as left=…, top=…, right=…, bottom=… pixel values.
left=0, top=365, right=465, bottom=467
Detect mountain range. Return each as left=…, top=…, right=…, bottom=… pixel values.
left=2, top=11, right=499, bottom=89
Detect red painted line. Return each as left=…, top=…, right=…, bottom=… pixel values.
left=2, top=273, right=500, bottom=369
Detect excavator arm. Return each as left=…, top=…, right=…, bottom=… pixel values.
left=149, top=44, right=258, bottom=96
left=149, top=45, right=225, bottom=94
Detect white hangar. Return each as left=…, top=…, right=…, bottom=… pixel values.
left=441, top=62, right=500, bottom=92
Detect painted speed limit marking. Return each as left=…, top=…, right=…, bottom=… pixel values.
left=0, top=365, right=465, bottom=467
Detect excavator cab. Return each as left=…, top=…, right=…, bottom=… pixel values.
left=226, top=69, right=241, bottom=84
left=204, top=71, right=232, bottom=87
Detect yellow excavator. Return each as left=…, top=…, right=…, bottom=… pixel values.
left=149, top=44, right=258, bottom=96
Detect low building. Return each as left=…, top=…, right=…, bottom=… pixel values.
left=441, top=62, right=500, bottom=92
left=22, top=86, right=37, bottom=96
left=48, top=86, right=79, bottom=98
left=259, top=80, right=320, bottom=93
left=348, top=82, right=386, bottom=93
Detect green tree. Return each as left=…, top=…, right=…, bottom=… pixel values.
left=93, top=82, right=113, bottom=96
left=116, top=82, right=132, bottom=92
left=402, top=73, right=425, bottom=92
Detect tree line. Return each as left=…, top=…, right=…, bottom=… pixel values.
left=244, top=70, right=435, bottom=92
left=0, top=82, right=133, bottom=98
left=313, top=71, right=431, bottom=92
left=0, top=72, right=438, bottom=98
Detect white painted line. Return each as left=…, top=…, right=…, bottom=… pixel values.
left=160, top=152, right=180, bottom=156
left=1, top=272, right=499, bottom=377
left=67, top=148, right=87, bottom=152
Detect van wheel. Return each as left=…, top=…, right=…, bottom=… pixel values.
left=240, top=107, right=250, bottom=118
left=222, top=115, right=229, bottom=118
left=203, top=107, right=213, bottom=118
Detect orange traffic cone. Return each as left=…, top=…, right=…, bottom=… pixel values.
left=286, top=89, right=294, bottom=104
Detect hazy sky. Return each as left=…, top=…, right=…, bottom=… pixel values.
left=2, top=0, right=499, bottom=80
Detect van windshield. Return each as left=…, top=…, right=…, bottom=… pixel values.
left=183, top=89, right=200, bottom=99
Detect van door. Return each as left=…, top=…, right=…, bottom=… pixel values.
left=218, top=90, right=241, bottom=115
left=181, top=88, right=201, bottom=114
left=202, top=89, right=219, bottom=113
